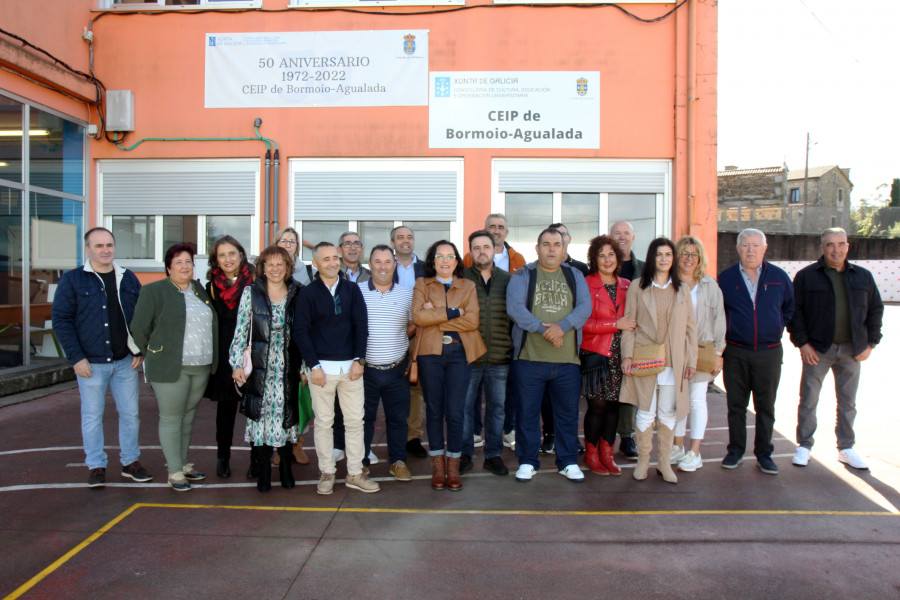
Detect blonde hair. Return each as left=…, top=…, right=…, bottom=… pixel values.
left=675, top=235, right=708, bottom=282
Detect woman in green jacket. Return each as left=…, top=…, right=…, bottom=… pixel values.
left=131, top=243, right=218, bottom=491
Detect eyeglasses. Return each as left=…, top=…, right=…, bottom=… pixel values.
left=341, top=241, right=363, bottom=248
left=333, top=294, right=342, bottom=315
left=278, top=239, right=298, bottom=246
left=435, top=254, right=457, bottom=261
left=680, top=252, right=700, bottom=259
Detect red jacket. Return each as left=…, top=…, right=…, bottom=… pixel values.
left=580, top=274, right=630, bottom=357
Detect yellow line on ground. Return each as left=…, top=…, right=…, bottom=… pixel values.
left=3, top=503, right=142, bottom=600
left=5, top=503, right=896, bottom=599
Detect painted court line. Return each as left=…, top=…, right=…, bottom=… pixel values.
left=4, top=501, right=898, bottom=600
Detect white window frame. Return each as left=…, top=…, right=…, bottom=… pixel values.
left=492, top=158, right=671, bottom=262
left=290, top=0, right=460, bottom=7
left=98, top=0, right=261, bottom=9
left=290, top=157, right=464, bottom=250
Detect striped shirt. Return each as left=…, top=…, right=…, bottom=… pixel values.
left=359, top=280, right=412, bottom=365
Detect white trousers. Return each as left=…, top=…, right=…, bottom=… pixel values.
left=635, top=384, right=676, bottom=432
left=674, top=380, right=709, bottom=439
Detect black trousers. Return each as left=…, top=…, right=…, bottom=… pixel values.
left=723, top=344, right=783, bottom=458
left=216, top=388, right=241, bottom=458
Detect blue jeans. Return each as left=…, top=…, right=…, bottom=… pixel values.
left=76, top=356, right=141, bottom=469
left=503, top=375, right=516, bottom=434
left=363, top=357, right=411, bottom=465
left=513, top=359, right=581, bottom=470
left=419, top=343, right=472, bottom=458
left=462, top=363, right=509, bottom=458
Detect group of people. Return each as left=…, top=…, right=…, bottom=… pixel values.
left=51, top=215, right=883, bottom=495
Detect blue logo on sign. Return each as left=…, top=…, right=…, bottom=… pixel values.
left=209, top=37, right=216, bottom=47
left=435, top=77, right=451, bottom=98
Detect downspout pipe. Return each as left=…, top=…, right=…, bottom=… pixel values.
left=264, top=149, right=271, bottom=247
left=273, top=149, right=280, bottom=234
left=687, top=0, right=697, bottom=235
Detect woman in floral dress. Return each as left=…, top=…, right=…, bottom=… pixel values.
left=230, top=245, right=302, bottom=492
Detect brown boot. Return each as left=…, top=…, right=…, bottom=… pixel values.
left=292, top=437, right=310, bottom=465
left=655, top=423, right=678, bottom=484
left=599, top=439, right=622, bottom=476
left=584, top=441, right=608, bottom=475
left=633, top=426, right=653, bottom=481
left=431, top=455, right=446, bottom=490
left=447, top=457, right=463, bottom=491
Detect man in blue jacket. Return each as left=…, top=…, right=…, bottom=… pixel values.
left=718, top=228, right=794, bottom=475
left=787, top=228, right=883, bottom=470
left=51, top=227, right=151, bottom=488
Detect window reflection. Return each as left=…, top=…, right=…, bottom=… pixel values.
left=0, top=97, right=23, bottom=184
left=28, top=107, right=84, bottom=195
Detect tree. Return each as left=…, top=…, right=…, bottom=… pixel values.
left=891, top=178, right=900, bottom=207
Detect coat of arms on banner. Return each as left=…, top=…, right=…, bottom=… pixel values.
left=577, top=77, right=588, bottom=96
left=404, top=34, right=416, bottom=55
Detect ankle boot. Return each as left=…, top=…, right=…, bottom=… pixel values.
left=584, top=441, right=608, bottom=475
left=257, top=445, right=273, bottom=492
left=447, top=457, right=463, bottom=491
left=292, top=436, right=310, bottom=465
left=599, top=439, right=622, bottom=476
left=655, top=424, right=678, bottom=484
left=246, top=446, right=260, bottom=479
left=277, top=445, right=295, bottom=489
left=431, top=455, right=446, bottom=490
left=217, top=453, right=231, bottom=478
left=633, top=426, right=654, bottom=481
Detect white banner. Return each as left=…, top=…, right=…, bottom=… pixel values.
left=205, top=30, right=429, bottom=108
left=429, top=71, right=600, bottom=149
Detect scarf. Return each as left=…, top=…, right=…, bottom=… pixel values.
left=211, top=263, right=253, bottom=310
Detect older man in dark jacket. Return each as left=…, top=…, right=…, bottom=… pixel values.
left=787, top=228, right=883, bottom=470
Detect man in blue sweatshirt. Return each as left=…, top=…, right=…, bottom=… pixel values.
left=718, top=228, right=794, bottom=475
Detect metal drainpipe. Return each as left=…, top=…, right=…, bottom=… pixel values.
left=687, top=0, right=697, bottom=235
left=264, top=149, right=271, bottom=247
left=273, top=149, right=280, bottom=234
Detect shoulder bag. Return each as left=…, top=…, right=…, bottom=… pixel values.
left=630, top=343, right=666, bottom=377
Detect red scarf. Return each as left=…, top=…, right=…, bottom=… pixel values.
left=211, top=263, right=253, bottom=310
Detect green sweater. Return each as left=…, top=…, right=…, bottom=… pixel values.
left=463, top=265, right=513, bottom=365
left=131, top=278, right=218, bottom=383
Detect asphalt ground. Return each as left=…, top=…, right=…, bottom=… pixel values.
left=1, top=306, right=898, bottom=599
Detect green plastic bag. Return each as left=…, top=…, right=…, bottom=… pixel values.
left=298, top=380, right=314, bottom=432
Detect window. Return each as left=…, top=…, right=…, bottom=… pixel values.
left=103, top=0, right=261, bottom=8
left=493, top=159, right=670, bottom=263
left=790, top=188, right=801, bottom=203
left=99, top=159, right=260, bottom=266
left=290, top=0, right=459, bottom=7
left=838, top=188, right=844, bottom=206
left=292, top=158, right=462, bottom=262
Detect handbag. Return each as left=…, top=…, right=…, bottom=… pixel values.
left=405, top=328, right=422, bottom=386
left=297, top=380, right=314, bottom=432
left=630, top=343, right=666, bottom=377
left=696, top=341, right=717, bottom=373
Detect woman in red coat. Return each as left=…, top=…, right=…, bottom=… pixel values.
left=580, top=235, right=636, bottom=475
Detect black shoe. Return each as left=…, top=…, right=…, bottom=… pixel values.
left=88, top=467, right=106, bottom=488
left=577, top=437, right=586, bottom=455
left=721, top=451, right=743, bottom=469
left=483, top=456, right=509, bottom=476
left=406, top=438, right=428, bottom=458
left=121, top=461, right=152, bottom=482
left=217, top=457, right=231, bottom=479
left=247, top=446, right=260, bottom=479
left=620, top=436, right=638, bottom=460
left=540, top=432, right=555, bottom=454
left=756, top=455, right=778, bottom=475
left=459, top=454, right=474, bottom=475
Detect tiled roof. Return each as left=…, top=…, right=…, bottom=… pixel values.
left=718, top=166, right=785, bottom=177
left=787, top=165, right=845, bottom=181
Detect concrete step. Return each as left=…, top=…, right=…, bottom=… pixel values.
left=0, top=359, right=75, bottom=403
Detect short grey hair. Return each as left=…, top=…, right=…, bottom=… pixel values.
left=338, top=231, right=360, bottom=245
left=390, top=225, right=413, bottom=242
left=484, top=213, right=508, bottom=228
left=736, top=228, right=767, bottom=247
left=821, top=227, right=847, bottom=244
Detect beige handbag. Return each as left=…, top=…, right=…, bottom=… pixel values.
left=631, top=343, right=666, bottom=377
left=696, top=342, right=717, bottom=373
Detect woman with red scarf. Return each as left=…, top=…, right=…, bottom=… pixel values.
left=205, top=235, right=254, bottom=478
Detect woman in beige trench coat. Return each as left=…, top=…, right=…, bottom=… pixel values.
left=620, top=237, right=697, bottom=484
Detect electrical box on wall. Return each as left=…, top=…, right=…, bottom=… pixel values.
left=106, top=90, right=135, bottom=132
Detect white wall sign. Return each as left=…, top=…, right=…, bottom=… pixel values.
left=205, top=30, right=429, bottom=108
left=429, top=71, right=599, bottom=149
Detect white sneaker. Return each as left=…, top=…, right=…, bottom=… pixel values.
left=838, top=448, right=869, bottom=470
left=473, top=434, right=485, bottom=448
left=515, top=464, right=535, bottom=482
left=669, top=444, right=686, bottom=464
left=367, top=450, right=379, bottom=464
left=333, top=448, right=346, bottom=461
left=677, top=450, right=703, bottom=472
left=792, top=447, right=811, bottom=467
left=503, top=431, right=516, bottom=448
left=558, top=464, right=585, bottom=482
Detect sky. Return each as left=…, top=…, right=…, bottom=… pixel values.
left=718, top=0, right=900, bottom=205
